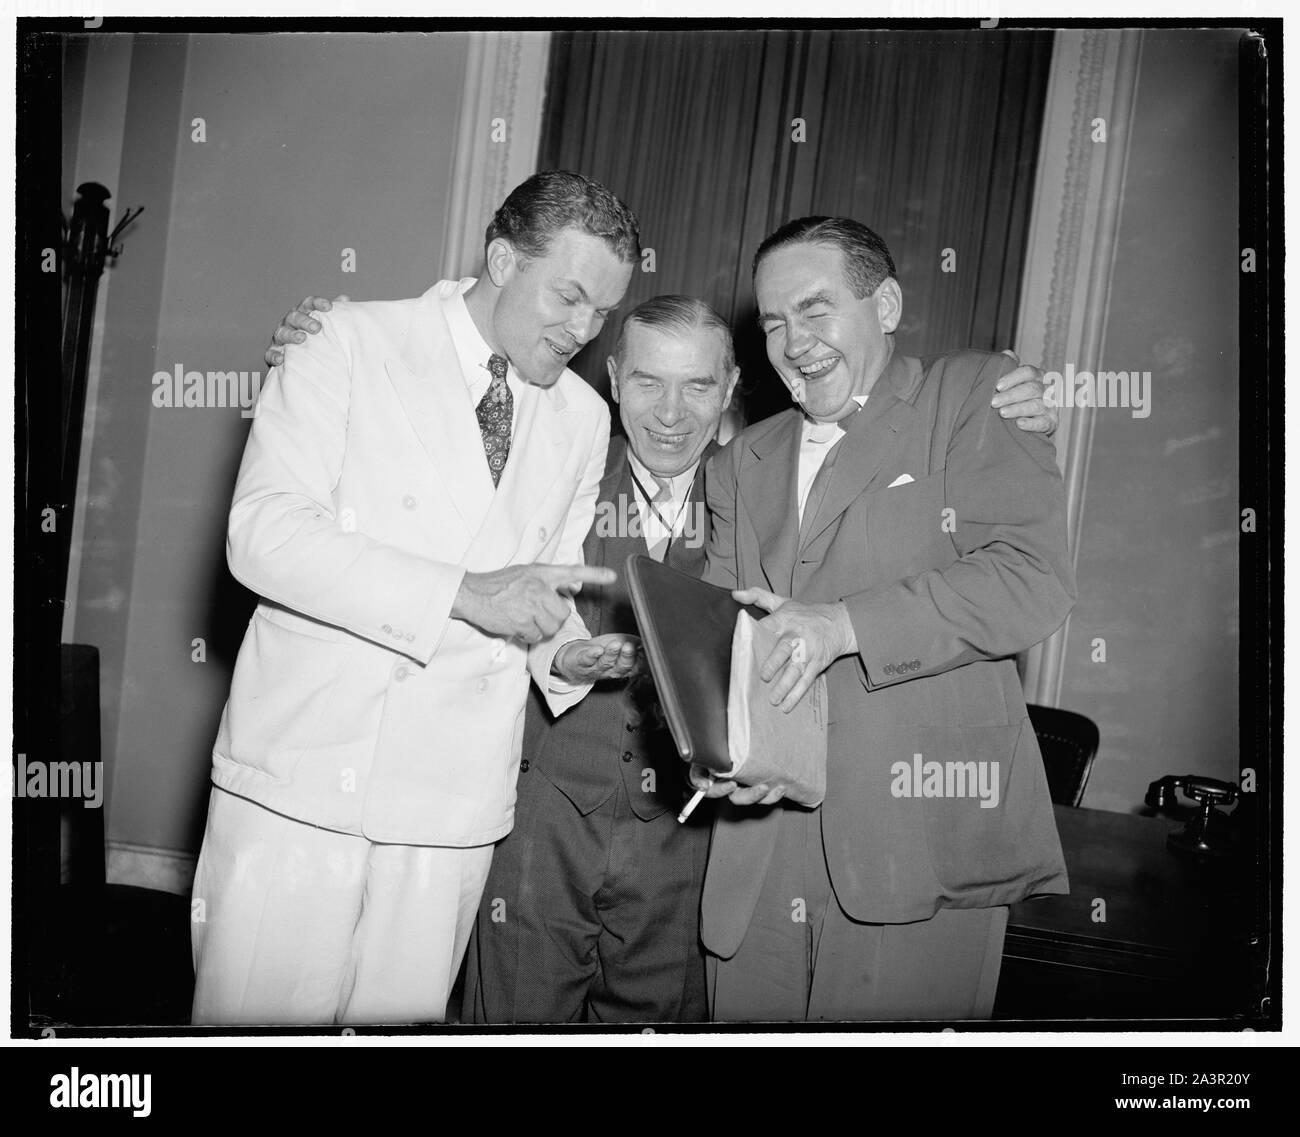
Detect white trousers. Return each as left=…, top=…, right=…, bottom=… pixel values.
left=190, top=787, right=493, bottom=1026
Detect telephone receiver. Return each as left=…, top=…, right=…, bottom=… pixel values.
left=1144, top=774, right=1239, bottom=857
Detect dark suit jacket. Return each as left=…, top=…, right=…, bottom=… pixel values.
left=526, top=435, right=716, bottom=820
left=700, top=349, right=1074, bottom=955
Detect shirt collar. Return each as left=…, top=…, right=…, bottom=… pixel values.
left=626, top=445, right=700, bottom=502
left=443, top=278, right=502, bottom=389
left=803, top=394, right=868, bottom=442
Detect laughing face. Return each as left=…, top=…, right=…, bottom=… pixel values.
left=488, top=227, right=634, bottom=388
left=755, top=241, right=902, bottom=422
left=609, top=322, right=739, bottom=479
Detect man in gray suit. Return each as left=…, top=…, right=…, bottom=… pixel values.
left=691, top=216, right=1074, bottom=1022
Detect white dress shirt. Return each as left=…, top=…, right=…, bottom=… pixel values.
left=797, top=395, right=869, bottom=522
left=627, top=447, right=699, bottom=550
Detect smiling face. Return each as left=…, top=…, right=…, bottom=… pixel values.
left=755, top=241, right=902, bottom=422
left=608, top=322, right=740, bottom=479
left=487, top=227, right=634, bottom=387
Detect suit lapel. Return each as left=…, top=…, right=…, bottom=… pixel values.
left=385, top=284, right=572, bottom=566
left=585, top=436, right=630, bottom=564
left=384, top=286, right=494, bottom=532
left=581, top=439, right=634, bottom=636
left=741, top=414, right=803, bottom=594
left=802, top=352, right=923, bottom=549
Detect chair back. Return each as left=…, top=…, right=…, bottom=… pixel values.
left=1027, top=703, right=1100, bottom=808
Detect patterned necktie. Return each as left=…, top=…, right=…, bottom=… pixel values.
left=476, top=353, right=513, bottom=487
left=645, top=475, right=674, bottom=562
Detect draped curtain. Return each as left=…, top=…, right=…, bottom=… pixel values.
left=541, top=29, right=1052, bottom=423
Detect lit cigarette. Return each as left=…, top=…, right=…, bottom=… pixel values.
left=677, top=788, right=707, bottom=824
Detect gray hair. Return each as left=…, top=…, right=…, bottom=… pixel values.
left=613, top=294, right=736, bottom=373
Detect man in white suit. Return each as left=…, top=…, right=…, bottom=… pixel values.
left=190, top=171, right=643, bottom=1025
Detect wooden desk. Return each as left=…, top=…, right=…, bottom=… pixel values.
left=993, top=805, right=1257, bottom=1022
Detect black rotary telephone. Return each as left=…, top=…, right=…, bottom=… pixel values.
left=1144, top=775, right=1239, bottom=857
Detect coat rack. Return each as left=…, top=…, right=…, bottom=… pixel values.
left=58, top=181, right=142, bottom=592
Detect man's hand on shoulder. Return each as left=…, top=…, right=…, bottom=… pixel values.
left=551, top=633, right=642, bottom=684
left=991, top=351, right=1058, bottom=436
left=731, top=587, right=857, bottom=714
left=265, top=295, right=350, bottom=368
left=453, top=562, right=616, bottom=645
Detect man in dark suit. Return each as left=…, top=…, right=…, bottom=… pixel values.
left=463, top=295, right=737, bottom=1022
left=691, top=216, right=1075, bottom=1021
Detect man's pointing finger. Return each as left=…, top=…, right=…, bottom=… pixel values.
left=547, top=564, right=617, bottom=589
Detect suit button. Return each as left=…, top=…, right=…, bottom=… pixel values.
left=621, top=751, right=633, bottom=763
left=395, top=666, right=410, bottom=681
left=382, top=624, right=393, bottom=634
left=406, top=633, right=415, bottom=643
left=884, top=663, right=895, bottom=676
left=625, top=722, right=636, bottom=732
left=520, top=759, right=530, bottom=773
left=538, top=526, right=548, bottom=541
left=476, top=679, right=489, bottom=694
left=402, top=494, right=418, bottom=510
left=910, top=659, right=921, bottom=671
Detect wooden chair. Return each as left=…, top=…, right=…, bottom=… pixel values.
left=1026, top=703, right=1101, bottom=808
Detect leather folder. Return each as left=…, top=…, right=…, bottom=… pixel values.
left=624, top=553, right=763, bottom=774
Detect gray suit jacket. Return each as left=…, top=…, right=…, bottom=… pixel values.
left=700, top=349, right=1074, bottom=955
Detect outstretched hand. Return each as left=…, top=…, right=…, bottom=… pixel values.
left=553, top=633, right=642, bottom=683
left=453, top=562, right=616, bottom=644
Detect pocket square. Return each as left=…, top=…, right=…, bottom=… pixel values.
left=887, top=474, right=915, bottom=488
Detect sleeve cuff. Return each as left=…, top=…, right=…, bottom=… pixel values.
left=538, top=634, right=594, bottom=714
